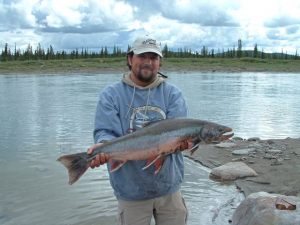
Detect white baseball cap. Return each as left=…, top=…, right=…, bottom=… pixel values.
left=129, top=36, right=163, bottom=57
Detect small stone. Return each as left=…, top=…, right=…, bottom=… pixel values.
left=264, top=154, right=278, bottom=159
left=248, top=154, right=257, bottom=158
left=266, top=149, right=283, bottom=154
left=232, top=137, right=244, bottom=141
left=271, top=161, right=283, bottom=166
left=248, top=137, right=260, bottom=141
left=232, top=158, right=241, bottom=162
left=232, top=148, right=256, bottom=155
left=214, top=142, right=236, bottom=148
left=232, top=157, right=247, bottom=162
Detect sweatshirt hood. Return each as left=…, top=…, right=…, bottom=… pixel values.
left=122, top=72, right=166, bottom=89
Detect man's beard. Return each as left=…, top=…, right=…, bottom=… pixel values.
left=136, top=65, right=156, bottom=83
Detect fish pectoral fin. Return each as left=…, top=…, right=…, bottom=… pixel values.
left=188, top=143, right=200, bottom=155
left=142, top=154, right=166, bottom=175
left=109, top=160, right=127, bottom=173
left=142, top=155, right=162, bottom=170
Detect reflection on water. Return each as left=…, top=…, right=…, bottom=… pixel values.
left=0, top=72, right=300, bottom=225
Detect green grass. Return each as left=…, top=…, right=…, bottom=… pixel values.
left=0, top=57, right=300, bottom=74
left=162, top=58, right=300, bottom=72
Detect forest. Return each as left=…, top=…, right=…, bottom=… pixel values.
left=1, top=39, right=299, bottom=61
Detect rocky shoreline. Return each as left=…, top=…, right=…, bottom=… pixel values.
left=185, top=137, right=300, bottom=197
left=185, top=137, right=300, bottom=224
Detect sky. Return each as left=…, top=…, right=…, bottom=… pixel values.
left=1, top=0, right=300, bottom=54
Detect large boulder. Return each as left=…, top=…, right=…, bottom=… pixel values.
left=210, top=162, right=257, bottom=181
left=231, top=192, right=300, bottom=225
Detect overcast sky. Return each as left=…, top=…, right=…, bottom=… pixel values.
left=1, top=0, right=300, bottom=54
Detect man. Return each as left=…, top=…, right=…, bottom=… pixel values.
left=87, top=35, right=188, bottom=225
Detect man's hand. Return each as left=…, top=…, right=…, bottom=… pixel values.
left=87, top=143, right=109, bottom=169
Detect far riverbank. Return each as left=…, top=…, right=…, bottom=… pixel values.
left=1, top=57, right=300, bottom=74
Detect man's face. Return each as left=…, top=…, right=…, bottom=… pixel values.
left=128, top=52, right=160, bottom=83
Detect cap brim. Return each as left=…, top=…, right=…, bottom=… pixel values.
left=133, top=48, right=163, bottom=57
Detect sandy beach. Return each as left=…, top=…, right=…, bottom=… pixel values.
left=185, top=137, right=300, bottom=197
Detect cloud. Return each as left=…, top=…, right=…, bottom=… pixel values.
left=286, top=26, right=299, bottom=34
left=265, top=16, right=300, bottom=28
left=0, top=0, right=136, bottom=34
left=158, top=0, right=239, bottom=27
left=0, top=0, right=300, bottom=54
left=266, top=28, right=288, bottom=40
left=0, top=0, right=38, bottom=29
left=129, top=14, right=242, bottom=52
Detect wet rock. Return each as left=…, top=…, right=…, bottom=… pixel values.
left=210, top=162, right=257, bottom=181
left=214, top=142, right=236, bottom=148
left=248, top=153, right=257, bottom=158
left=266, top=149, right=283, bottom=154
left=232, top=157, right=247, bottom=162
left=232, top=148, right=256, bottom=155
left=248, top=137, right=260, bottom=141
left=231, top=192, right=300, bottom=225
left=248, top=142, right=263, bottom=149
left=270, top=160, right=283, bottom=166
left=264, top=154, right=278, bottom=160
left=232, top=137, right=244, bottom=141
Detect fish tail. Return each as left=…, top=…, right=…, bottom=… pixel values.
left=57, top=152, right=89, bottom=185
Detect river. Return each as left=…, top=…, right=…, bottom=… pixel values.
left=1, top=72, right=299, bottom=225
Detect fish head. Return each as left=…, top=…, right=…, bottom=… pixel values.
left=200, top=122, right=234, bottom=144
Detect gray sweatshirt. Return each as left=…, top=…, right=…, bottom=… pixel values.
left=94, top=72, right=188, bottom=200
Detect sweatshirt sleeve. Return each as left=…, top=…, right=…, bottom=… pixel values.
left=93, top=87, right=123, bottom=144
left=166, top=86, right=188, bottom=118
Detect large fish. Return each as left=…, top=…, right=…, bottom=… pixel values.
left=57, top=118, right=233, bottom=185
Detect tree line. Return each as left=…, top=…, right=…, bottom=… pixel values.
left=1, top=39, right=299, bottom=61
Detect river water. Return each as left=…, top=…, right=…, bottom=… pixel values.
left=1, top=72, right=299, bottom=225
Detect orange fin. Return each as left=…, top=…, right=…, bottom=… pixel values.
left=154, top=156, right=166, bottom=175
left=189, top=143, right=200, bottom=155
left=142, top=155, right=162, bottom=170
left=109, top=160, right=126, bottom=172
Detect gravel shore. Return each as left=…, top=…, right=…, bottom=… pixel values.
left=185, top=137, right=300, bottom=197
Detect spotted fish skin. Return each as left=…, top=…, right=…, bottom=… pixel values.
left=57, top=118, right=233, bottom=185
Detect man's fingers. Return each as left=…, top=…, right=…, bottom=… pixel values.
left=99, top=153, right=107, bottom=164
left=87, top=147, right=94, bottom=155
left=87, top=143, right=103, bottom=155
left=90, top=160, right=95, bottom=169
left=87, top=143, right=108, bottom=169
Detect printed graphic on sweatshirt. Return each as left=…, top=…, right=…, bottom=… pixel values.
left=128, top=105, right=166, bottom=133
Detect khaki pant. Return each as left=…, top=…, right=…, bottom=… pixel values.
left=117, top=191, right=188, bottom=225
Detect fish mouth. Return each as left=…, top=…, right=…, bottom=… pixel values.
left=220, top=130, right=234, bottom=141
left=211, top=127, right=234, bottom=143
